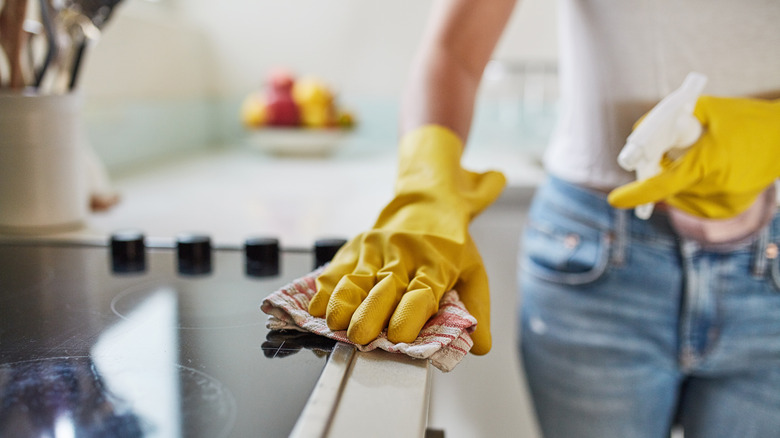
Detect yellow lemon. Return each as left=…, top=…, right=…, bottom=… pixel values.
left=240, top=93, right=266, bottom=128
left=292, top=77, right=333, bottom=106
left=300, top=105, right=334, bottom=128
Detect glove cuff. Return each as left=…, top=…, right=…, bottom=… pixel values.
left=397, top=125, right=464, bottom=187
left=396, top=124, right=506, bottom=210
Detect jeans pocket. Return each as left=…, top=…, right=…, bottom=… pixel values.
left=522, top=218, right=611, bottom=286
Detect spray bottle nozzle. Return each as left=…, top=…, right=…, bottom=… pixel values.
left=616, top=72, right=708, bottom=219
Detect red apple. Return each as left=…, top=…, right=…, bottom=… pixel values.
left=265, top=88, right=300, bottom=127
left=267, top=67, right=295, bottom=92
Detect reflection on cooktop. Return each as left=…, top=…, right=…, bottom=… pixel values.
left=0, top=358, right=144, bottom=437
left=262, top=330, right=338, bottom=359
left=0, top=357, right=236, bottom=438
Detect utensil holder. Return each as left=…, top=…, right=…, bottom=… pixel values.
left=0, top=92, right=88, bottom=234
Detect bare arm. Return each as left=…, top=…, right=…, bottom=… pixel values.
left=400, top=0, right=518, bottom=145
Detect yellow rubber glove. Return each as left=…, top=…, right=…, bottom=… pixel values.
left=308, top=125, right=506, bottom=354
left=608, top=96, right=780, bottom=218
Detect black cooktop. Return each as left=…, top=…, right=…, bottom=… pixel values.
left=0, top=234, right=345, bottom=437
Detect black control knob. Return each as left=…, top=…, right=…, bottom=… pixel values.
left=110, top=229, right=146, bottom=273
left=314, top=238, right=347, bottom=269
left=245, top=237, right=280, bottom=277
left=177, top=233, right=212, bottom=275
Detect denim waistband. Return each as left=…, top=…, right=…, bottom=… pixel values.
left=535, top=176, right=679, bottom=243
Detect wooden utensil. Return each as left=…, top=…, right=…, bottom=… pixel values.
left=0, top=0, right=30, bottom=89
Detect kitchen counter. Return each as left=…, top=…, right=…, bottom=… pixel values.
left=33, top=141, right=545, bottom=248
left=1, top=140, right=545, bottom=437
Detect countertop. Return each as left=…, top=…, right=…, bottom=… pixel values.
left=34, top=141, right=546, bottom=248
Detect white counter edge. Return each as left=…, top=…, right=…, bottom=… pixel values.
left=292, top=343, right=432, bottom=438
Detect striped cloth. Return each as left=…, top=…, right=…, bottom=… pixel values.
left=260, top=267, right=478, bottom=372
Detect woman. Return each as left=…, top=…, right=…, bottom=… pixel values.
left=309, top=1, right=780, bottom=436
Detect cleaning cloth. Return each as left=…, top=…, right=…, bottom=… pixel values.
left=260, top=267, right=478, bottom=372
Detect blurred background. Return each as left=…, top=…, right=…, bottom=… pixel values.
left=79, top=0, right=559, bottom=171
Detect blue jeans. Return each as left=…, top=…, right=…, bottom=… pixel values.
left=519, top=176, right=780, bottom=438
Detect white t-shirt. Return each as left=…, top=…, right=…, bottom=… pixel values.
left=544, top=0, right=780, bottom=190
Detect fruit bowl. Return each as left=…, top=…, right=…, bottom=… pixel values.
left=246, top=128, right=352, bottom=157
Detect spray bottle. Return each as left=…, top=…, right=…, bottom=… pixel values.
left=617, top=72, right=708, bottom=219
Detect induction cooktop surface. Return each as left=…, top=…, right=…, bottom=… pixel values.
left=0, top=235, right=344, bottom=437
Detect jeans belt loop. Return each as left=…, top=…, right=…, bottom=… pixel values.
left=611, top=208, right=628, bottom=266
left=752, top=225, right=771, bottom=277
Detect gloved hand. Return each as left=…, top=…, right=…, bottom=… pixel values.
left=308, top=125, right=506, bottom=355
left=608, top=96, right=780, bottom=218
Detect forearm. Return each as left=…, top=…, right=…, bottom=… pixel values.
left=400, top=45, right=480, bottom=145
left=399, top=0, right=518, bottom=145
